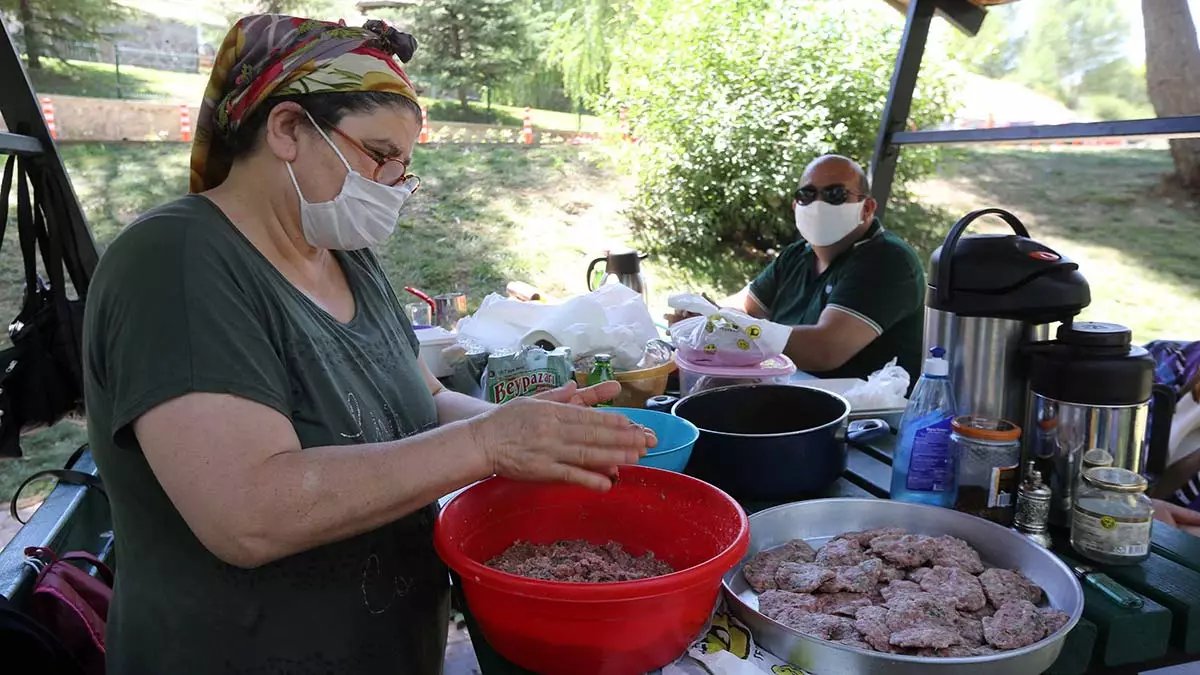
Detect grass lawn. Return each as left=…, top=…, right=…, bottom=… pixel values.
left=911, top=146, right=1200, bottom=343
left=25, top=60, right=608, bottom=133
left=27, top=59, right=209, bottom=104
left=4, top=142, right=1200, bottom=506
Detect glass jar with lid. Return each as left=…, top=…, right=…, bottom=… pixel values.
left=952, top=415, right=1022, bottom=525
left=1071, top=466, right=1153, bottom=565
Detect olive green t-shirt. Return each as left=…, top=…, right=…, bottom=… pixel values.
left=748, top=220, right=926, bottom=382
left=82, top=196, right=448, bottom=674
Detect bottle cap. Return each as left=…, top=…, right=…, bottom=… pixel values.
left=594, top=353, right=612, bottom=363
left=925, top=346, right=949, bottom=377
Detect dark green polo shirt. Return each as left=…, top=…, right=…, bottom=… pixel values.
left=748, top=220, right=926, bottom=382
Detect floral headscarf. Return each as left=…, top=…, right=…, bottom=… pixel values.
left=189, top=14, right=420, bottom=193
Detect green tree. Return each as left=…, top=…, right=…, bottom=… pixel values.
left=945, top=3, right=1023, bottom=79
left=2, top=0, right=127, bottom=69
left=1012, top=0, right=1129, bottom=107
left=403, top=0, right=530, bottom=110
left=609, top=0, right=956, bottom=286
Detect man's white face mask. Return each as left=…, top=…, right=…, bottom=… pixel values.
left=794, top=200, right=864, bottom=247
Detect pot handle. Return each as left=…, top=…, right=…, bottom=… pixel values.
left=646, top=395, right=679, bottom=413
left=937, top=208, right=1031, bottom=306
left=847, top=419, right=891, bottom=444
left=1146, top=383, right=1176, bottom=478
left=404, top=286, right=437, bottom=314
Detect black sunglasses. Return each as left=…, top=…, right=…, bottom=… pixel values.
left=793, top=184, right=867, bottom=206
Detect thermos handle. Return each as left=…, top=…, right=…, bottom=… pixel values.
left=936, top=208, right=1032, bottom=306
left=586, top=257, right=606, bottom=292
left=1146, top=383, right=1177, bottom=478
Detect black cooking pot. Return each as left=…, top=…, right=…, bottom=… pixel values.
left=669, top=384, right=888, bottom=501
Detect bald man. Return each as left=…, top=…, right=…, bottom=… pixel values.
left=727, top=155, right=925, bottom=382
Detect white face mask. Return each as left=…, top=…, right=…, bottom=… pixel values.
left=286, top=112, right=417, bottom=251
left=794, top=200, right=864, bottom=247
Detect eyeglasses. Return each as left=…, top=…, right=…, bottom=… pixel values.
left=793, top=184, right=866, bottom=206
left=324, top=124, right=420, bottom=191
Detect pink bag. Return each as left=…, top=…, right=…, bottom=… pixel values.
left=24, top=546, right=113, bottom=675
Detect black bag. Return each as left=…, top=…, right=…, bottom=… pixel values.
left=0, top=155, right=87, bottom=458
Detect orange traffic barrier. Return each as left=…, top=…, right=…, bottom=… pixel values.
left=41, top=96, right=56, bottom=139
left=179, top=104, right=192, bottom=142
left=419, top=105, right=431, bottom=144
left=522, top=106, right=534, bottom=145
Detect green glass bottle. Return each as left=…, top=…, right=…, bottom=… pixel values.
left=588, top=354, right=615, bottom=407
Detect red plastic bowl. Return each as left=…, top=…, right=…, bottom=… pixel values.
left=434, top=465, right=749, bottom=675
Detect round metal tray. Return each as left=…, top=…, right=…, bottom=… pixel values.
left=722, top=499, right=1084, bottom=675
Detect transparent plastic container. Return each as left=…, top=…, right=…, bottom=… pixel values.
left=675, top=353, right=796, bottom=395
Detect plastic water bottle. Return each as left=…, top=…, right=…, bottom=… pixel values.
left=891, top=346, right=959, bottom=506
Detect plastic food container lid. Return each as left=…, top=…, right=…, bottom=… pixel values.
left=416, top=326, right=457, bottom=346
left=951, top=415, right=1022, bottom=441
left=675, top=352, right=796, bottom=378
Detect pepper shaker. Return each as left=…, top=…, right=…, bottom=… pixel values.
left=1014, top=461, right=1053, bottom=548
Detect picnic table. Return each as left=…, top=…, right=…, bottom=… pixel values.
left=454, top=428, right=1200, bottom=675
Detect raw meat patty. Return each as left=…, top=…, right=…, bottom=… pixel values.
left=883, top=592, right=960, bottom=631
left=758, top=589, right=820, bottom=617
left=781, top=613, right=859, bottom=641
left=486, top=539, right=672, bottom=582
left=742, top=540, right=817, bottom=592
left=907, top=566, right=934, bottom=583
left=1039, top=608, right=1071, bottom=637
left=979, top=568, right=1044, bottom=608
left=919, top=566, right=988, bottom=612
left=817, top=592, right=875, bottom=616
left=869, top=534, right=935, bottom=568
left=880, top=579, right=924, bottom=602
left=890, top=626, right=963, bottom=649
left=834, top=527, right=907, bottom=547
left=878, top=561, right=908, bottom=582
left=927, top=535, right=985, bottom=574
left=820, top=558, right=884, bottom=593
left=954, top=614, right=985, bottom=646
left=853, top=606, right=894, bottom=652
left=983, top=600, right=1046, bottom=649
left=816, top=537, right=870, bottom=566
left=776, top=562, right=836, bottom=593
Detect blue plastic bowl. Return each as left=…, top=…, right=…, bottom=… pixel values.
left=607, top=407, right=699, bottom=473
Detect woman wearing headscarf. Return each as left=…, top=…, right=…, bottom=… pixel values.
left=82, top=15, right=653, bottom=674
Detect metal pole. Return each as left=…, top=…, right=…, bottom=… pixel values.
left=114, top=43, right=122, bottom=99
left=577, top=99, right=583, bottom=132
left=869, top=0, right=935, bottom=220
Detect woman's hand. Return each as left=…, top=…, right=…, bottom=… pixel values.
left=469, top=397, right=656, bottom=491
left=1152, top=498, right=1200, bottom=537
left=534, top=380, right=620, bottom=407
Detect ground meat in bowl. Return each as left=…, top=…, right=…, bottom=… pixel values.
left=486, top=539, right=673, bottom=582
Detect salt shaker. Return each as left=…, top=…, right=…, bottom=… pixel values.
left=1013, top=461, right=1053, bottom=548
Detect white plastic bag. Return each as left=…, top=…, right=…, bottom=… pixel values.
left=843, top=358, right=910, bottom=409
left=667, top=293, right=791, bottom=367
left=454, top=286, right=660, bottom=371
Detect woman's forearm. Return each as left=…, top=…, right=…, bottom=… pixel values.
left=230, top=418, right=490, bottom=567
left=435, top=389, right=495, bottom=424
